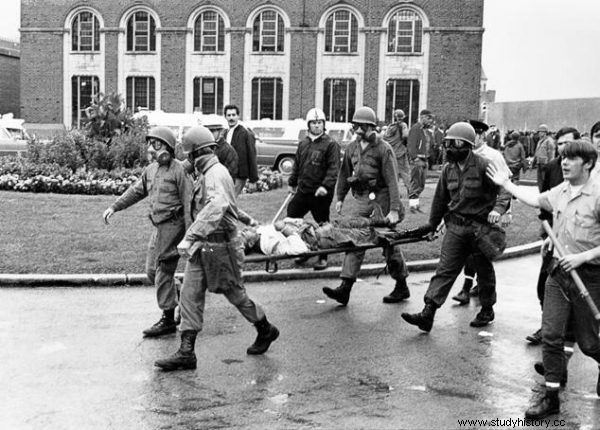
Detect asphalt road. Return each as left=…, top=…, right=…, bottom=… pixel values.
left=1, top=254, right=599, bottom=429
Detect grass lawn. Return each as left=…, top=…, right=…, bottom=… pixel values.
left=1, top=181, right=541, bottom=274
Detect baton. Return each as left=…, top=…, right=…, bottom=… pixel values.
left=272, top=193, right=293, bottom=224
left=542, top=221, right=600, bottom=321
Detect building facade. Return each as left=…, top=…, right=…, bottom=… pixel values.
left=20, top=0, right=483, bottom=128
left=0, top=38, right=20, bottom=117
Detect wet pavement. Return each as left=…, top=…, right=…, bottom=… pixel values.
left=2, top=254, right=600, bottom=429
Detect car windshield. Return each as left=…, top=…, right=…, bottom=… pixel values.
left=252, top=127, right=286, bottom=139
left=0, top=127, right=12, bottom=139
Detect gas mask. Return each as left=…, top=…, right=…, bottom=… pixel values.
left=444, top=140, right=471, bottom=163
left=353, top=123, right=377, bottom=144
left=148, top=139, right=172, bottom=166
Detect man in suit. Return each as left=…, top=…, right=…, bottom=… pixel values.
left=224, top=104, right=259, bottom=196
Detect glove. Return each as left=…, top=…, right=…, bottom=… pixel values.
left=335, top=200, right=343, bottom=214
left=315, top=186, right=328, bottom=197
left=103, top=208, right=115, bottom=225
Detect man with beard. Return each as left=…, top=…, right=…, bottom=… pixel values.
left=402, top=122, right=510, bottom=331
left=322, top=106, right=410, bottom=305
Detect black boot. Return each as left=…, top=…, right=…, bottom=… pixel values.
left=452, top=289, right=470, bottom=306
left=143, top=309, right=177, bottom=338
left=247, top=317, right=280, bottom=355
left=534, top=361, right=568, bottom=387
left=526, top=327, right=542, bottom=345
left=470, top=306, right=495, bottom=327
left=154, top=330, right=198, bottom=371
left=322, top=278, right=354, bottom=306
left=383, top=278, right=410, bottom=303
left=524, top=389, right=560, bottom=419
left=401, top=303, right=437, bottom=332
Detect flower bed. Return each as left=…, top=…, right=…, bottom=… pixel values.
left=0, top=156, right=284, bottom=195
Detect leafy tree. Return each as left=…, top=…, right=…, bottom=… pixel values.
left=83, top=92, right=135, bottom=144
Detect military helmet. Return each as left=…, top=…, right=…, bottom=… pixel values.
left=201, top=114, right=228, bottom=130
left=352, top=106, right=377, bottom=126
left=444, top=122, right=476, bottom=146
left=146, top=126, right=177, bottom=150
left=181, top=125, right=217, bottom=154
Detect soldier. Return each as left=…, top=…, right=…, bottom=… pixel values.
left=155, top=126, right=279, bottom=371
left=407, top=109, right=435, bottom=212
left=487, top=140, right=600, bottom=419
left=533, top=124, right=556, bottom=190
left=103, top=127, right=191, bottom=338
left=287, top=108, right=340, bottom=271
left=402, top=122, right=510, bottom=332
left=203, top=115, right=238, bottom=180
left=383, top=109, right=410, bottom=197
left=322, top=106, right=410, bottom=305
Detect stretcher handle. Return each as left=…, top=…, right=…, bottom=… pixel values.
left=542, top=221, right=600, bottom=321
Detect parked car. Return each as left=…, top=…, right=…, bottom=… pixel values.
left=245, top=119, right=353, bottom=174
left=0, top=124, right=28, bottom=157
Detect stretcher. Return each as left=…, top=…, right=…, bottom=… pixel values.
left=243, top=226, right=431, bottom=273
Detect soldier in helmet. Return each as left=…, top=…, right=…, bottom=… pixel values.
left=202, top=114, right=238, bottom=180
left=155, top=126, right=279, bottom=371
left=103, top=126, right=192, bottom=338
left=322, top=106, right=411, bottom=305
left=287, top=107, right=340, bottom=271
left=402, top=122, right=510, bottom=332
left=383, top=109, right=410, bottom=197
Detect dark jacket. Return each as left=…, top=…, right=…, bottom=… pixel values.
left=429, top=151, right=509, bottom=228
left=229, top=124, right=258, bottom=182
left=214, top=137, right=238, bottom=180
left=288, top=133, right=340, bottom=194
left=538, top=157, right=564, bottom=223
left=336, top=136, right=401, bottom=212
left=407, top=122, right=432, bottom=160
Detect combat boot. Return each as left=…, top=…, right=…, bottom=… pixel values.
left=526, top=328, right=542, bottom=345
left=143, top=309, right=177, bottom=338
left=524, top=389, right=559, bottom=419
left=247, top=317, right=280, bottom=355
left=470, top=306, right=495, bottom=327
left=383, top=278, right=410, bottom=303
left=451, top=289, right=470, bottom=306
left=322, top=278, right=354, bottom=306
left=401, top=303, right=437, bottom=332
left=154, top=330, right=198, bottom=371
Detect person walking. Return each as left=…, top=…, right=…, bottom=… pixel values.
left=287, top=108, right=340, bottom=271
left=383, top=109, right=410, bottom=197
left=102, top=127, right=192, bottom=338
left=224, top=104, right=259, bottom=195
left=407, top=109, right=435, bottom=212
left=533, top=124, right=556, bottom=190
left=487, top=140, right=600, bottom=419
left=322, top=106, right=410, bottom=305
left=503, top=131, right=528, bottom=183
left=155, top=125, right=279, bottom=371
left=401, top=122, right=510, bottom=332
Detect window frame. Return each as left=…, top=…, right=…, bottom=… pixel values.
left=71, top=75, right=100, bottom=128
left=385, top=79, right=420, bottom=125
left=193, top=10, right=225, bottom=52
left=251, top=77, right=283, bottom=120
left=125, top=76, right=156, bottom=111
left=323, top=78, right=356, bottom=123
left=387, top=9, right=423, bottom=54
left=252, top=10, right=285, bottom=53
left=71, top=11, right=100, bottom=52
left=324, top=9, right=358, bottom=54
left=193, top=77, right=224, bottom=114
left=126, top=11, right=157, bottom=53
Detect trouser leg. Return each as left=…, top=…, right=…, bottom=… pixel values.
left=396, top=154, right=411, bottom=198
left=178, top=258, right=207, bottom=332
left=542, top=274, right=571, bottom=387
left=154, top=218, right=186, bottom=310
left=470, top=250, right=496, bottom=308
left=569, top=266, right=600, bottom=364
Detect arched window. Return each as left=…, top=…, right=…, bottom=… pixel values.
left=252, top=10, right=284, bottom=52
left=387, top=9, right=423, bottom=53
left=71, top=11, right=100, bottom=51
left=126, top=11, right=156, bottom=52
left=251, top=77, right=283, bottom=119
left=324, top=9, right=358, bottom=53
left=126, top=76, right=156, bottom=110
left=194, top=10, right=225, bottom=52
left=323, top=78, right=356, bottom=123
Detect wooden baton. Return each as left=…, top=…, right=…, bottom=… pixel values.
left=542, top=220, right=600, bottom=321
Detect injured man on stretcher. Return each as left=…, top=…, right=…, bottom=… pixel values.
left=239, top=205, right=429, bottom=257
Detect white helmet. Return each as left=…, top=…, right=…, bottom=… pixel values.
left=305, top=108, right=326, bottom=123
left=201, top=114, right=228, bottom=130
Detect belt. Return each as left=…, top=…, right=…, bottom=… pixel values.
left=206, top=231, right=232, bottom=242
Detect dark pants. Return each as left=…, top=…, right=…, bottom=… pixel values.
left=409, top=158, right=427, bottom=199
left=542, top=264, right=600, bottom=385
left=287, top=191, right=333, bottom=224
left=424, top=222, right=496, bottom=308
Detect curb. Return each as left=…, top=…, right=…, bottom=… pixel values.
left=0, top=241, right=542, bottom=287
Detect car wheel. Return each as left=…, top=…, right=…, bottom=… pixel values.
left=276, top=156, right=295, bottom=175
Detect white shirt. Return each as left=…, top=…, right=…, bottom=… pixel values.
left=226, top=123, right=239, bottom=144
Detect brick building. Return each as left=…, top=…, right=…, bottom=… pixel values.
left=0, top=38, right=20, bottom=117
left=20, top=0, right=483, bottom=128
